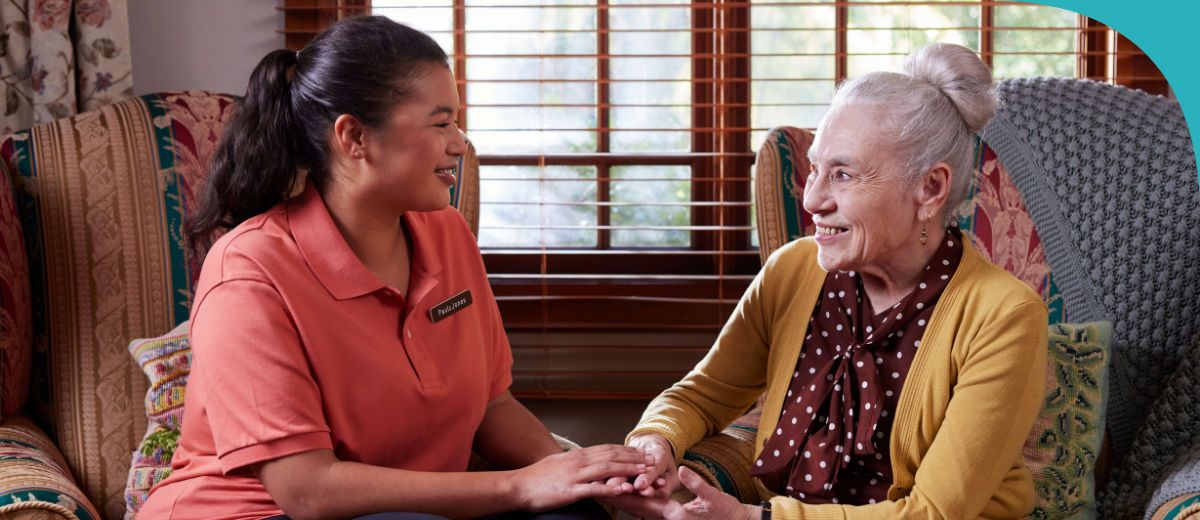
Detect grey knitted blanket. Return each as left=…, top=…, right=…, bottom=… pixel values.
left=1132, top=336, right=1200, bottom=519
left=981, top=77, right=1200, bottom=518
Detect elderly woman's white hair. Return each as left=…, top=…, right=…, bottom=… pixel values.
left=827, top=43, right=998, bottom=221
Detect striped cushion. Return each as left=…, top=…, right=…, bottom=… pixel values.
left=753, top=127, right=816, bottom=263
left=0, top=414, right=99, bottom=519
left=453, top=131, right=480, bottom=236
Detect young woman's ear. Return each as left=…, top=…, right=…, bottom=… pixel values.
left=331, top=114, right=367, bottom=159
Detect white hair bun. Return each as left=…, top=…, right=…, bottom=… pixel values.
left=903, top=42, right=998, bottom=133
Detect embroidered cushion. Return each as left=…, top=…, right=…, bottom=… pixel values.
left=1024, top=321, right=1111, bottom=520
left=124, top=321, right=190, bottom=515
left=0, top=415, right=100, bottom=520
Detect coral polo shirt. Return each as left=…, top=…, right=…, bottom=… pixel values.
left=141, top=185, right=513, bottom=520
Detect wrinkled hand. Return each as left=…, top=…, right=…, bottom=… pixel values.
left=511, top=444, right=648, bottom=512
left=605, top=466, right=759, bottom=520
left=667, top=467, right=759, bottom=520
left=625, top=434, right=680, bottom=498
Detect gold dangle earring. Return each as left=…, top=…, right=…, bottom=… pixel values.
left=919, top=215, right=929, bottom=245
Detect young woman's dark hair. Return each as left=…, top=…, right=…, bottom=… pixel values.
left=187, top=15, right=448, bottom=256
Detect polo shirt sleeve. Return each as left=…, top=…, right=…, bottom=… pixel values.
left=190, top=277, right=333, bottom=475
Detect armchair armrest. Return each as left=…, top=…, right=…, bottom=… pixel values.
left=1147, top=447, right=1200, bottom=520
left=674, top=407, right=763, bottom=504
left=0, top=415, right=101, bottom=520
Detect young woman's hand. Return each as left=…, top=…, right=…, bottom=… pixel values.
left=626, top=433, right=680, bottom=497
left=511, top=444, right=649, bottom=512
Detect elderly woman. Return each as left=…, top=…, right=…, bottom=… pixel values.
left=608, top=43, right=1048, bottom=520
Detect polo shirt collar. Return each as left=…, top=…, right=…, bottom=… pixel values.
left=289, top=183, right=443, bottom=301
left=402, top=208, right=444, bottom=308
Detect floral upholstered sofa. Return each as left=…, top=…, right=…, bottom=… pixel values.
left=0, top=91, right=480, bottom=519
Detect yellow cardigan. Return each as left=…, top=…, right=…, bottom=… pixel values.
left=630, top=237, right=1047, bottom=520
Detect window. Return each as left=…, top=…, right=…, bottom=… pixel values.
left=281, top=1, right=1164, bottom=398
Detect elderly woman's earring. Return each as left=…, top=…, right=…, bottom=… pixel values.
left=919, top=215, right=929, bottom=245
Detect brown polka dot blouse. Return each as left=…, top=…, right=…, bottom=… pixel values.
left=751, top=228, right=964, bottom=505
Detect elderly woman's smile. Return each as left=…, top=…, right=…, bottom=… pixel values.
left=814, top=224, right=848, bottom=237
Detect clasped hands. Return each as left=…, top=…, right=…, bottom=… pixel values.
left=513, top=434, right=758, bottom=519
left=601, top=434, right=761, bottom=520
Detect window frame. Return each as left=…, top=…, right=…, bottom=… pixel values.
left=462, top=2, right=759, bottom=332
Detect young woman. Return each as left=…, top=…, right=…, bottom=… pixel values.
left=140, top=16, right=648, bottom=520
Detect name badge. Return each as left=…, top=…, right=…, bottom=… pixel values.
left=429, top=289, right=472, bottom=323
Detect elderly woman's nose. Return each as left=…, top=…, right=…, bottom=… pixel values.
left=803, top=174, right=832, bottom=214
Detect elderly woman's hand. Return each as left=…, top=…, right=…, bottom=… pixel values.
left=625, top=433, right=680, bottom=497
left=603, top=466, right=760, bottom=520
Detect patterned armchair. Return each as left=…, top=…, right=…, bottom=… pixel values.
left=678, top=79, right=1200, bottom=519
left=0, top=92, right=480, bottom=519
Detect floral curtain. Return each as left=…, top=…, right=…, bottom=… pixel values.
left=0, top=0, right=133, bottom=135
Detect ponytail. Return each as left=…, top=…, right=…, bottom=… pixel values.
left=187, top=49, right=302, bottom=256
left=186, top=16, right=449, bottom=260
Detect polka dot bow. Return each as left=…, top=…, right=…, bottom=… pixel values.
left=751, top=229, right=963, bottom=502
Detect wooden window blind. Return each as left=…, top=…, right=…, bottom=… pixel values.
left=281, top=1, right=1164, bottom=399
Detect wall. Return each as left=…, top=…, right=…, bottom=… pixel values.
left=128, top=0, right=282, bottom=96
